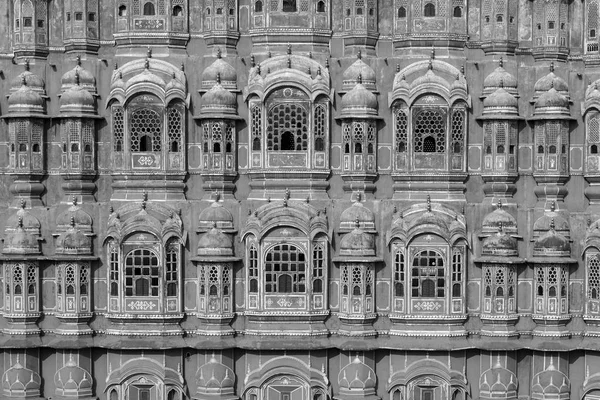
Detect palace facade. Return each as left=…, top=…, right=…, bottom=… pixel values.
left=2, top=1, right=600, bottom=400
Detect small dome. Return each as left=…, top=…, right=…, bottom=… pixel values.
left=533, top=228, right=570, bottom=257
left=482, top=203, right=517, bottom=235
left=533, top=210, right=570, bottom=237
left=339, top=224, right=375, bottom=256
left=343, top=54, right=376, bottom=92
left=127, top=62, right=166, bottom=89
left=54, top=358, right=93, bottom=397
left=55, top=224, right=92, bottom=255
left=483, top=60, right=518, bottom=97
left=534, top=70, right=569, bottom=96
left=61, top=58, right=96, bottom=94
left=4, top=207, right=41, bottom=255
left=7, top=80, right=45, bottom=115
left=531, top=363, right=569, bottom=400
left=198, top=202, right=234, bottom=231
left=482, top=229, right=518, bottom=257
left=2, top=360, right=41, bottom=396
left=340, top=82, right=378, bottom=118
left=10, top=64, right=45, bottom=96
left=340, top=202, right=375, bottom=231
left=202, top=53, right=237, bottom=91
left=202, top=83, right=237, bottom=110
left=535, top=88, right=569, bottom=109
left=165, top=72, right=186, bottom=93
left=479, top=364, right=518, bottom=400
left=197, top=227, right=234, bottom=256
left=196, top=356, right=235, bottom=393
left=59, top=84, right=96, bottom=116
left=56, top=203, right=93, bottom=233
left=483, top=88, right=518, bottom=110
left=338, top=355, right=376, bottom=390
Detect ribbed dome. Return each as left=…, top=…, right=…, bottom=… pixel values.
left=341, top=82, right=378, bottom=118
left=196, top=356, right=235, bottom=392
left=531, top=363, right=569, bottom=400
left=127, top=61, right=166, bottom=89
left=56, top=202, right=93, bottom=232
left=482, top=229, right=518, bottom=257
left=55, top=222, right=93, bottom=255
left=535, top=88, right=569, bottom=109
left=4, top=206, right=41, bottom=255
left=483, top=60, right=518, bottom=97
left=7, top=80, right=45, bottom=116
left=482, top=203, right=517, bottom=235
left=197, top=227, right=234, bottom=256
left=10, top=64, right=45, bottom=96
left=2, top=360, right=41, bottom=396
left=534, top=70, right=569, bottom=96
left=479, top=364, right=518, bottom=399
left=60, top=84, right=96, bottom=116
left=61, top=58, right=96, bottom=95
left=340, top=202, right=375, bottom=231
left=198, top=202, right=234, bottom=231
left=533, top=228, right=570, bottom=257
left=54, top=358, right=93, bottom=397
left=484, top=88, right=518, bottom=109
left=339, top=224, right=375, bottom=256
left=202, top=83, right=237, bottom=110
left=343, top=53, right=376, bottom=92
left=202, top=52, right=237, bottom=91
left=533, top=212, right=569, bottom=236
left=338, top=355, right=376, bottom=390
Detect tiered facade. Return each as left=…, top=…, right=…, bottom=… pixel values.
left=3, top=1, right=600, bottom=400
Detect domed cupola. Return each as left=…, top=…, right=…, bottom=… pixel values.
left=481, top=201, right=518, bottom=236
left=342, top=52, right=376, bottom=93
left=9, top=60, right=46, bottom=97
left=533, top=219, right=571, bottom=258
left=60, top=56, right=97, bottom=95
left=338, top=354, right=377, bottom=398
left=481, top=225, right=518, bottom=257
left=53, top=198, right=94, bottom=255
left=531, top=360, right=570, bottom=400
left=339, top=219, right=375, bottom=257
left=340, top=76, right=378, bottom=118
left=1, top=357, right=42, bottom=399
left=533, top=63, right=569, bottom=102
left=2, top=202, right=42, bottom=255
left=195, top=355, right=236, bottom=399
left=531, top=86, right=572, bottom=120
left=201, top=48, right=237, bottom=93
left=198, top=198, right=235, bottom=231
left=59, top=73, right=97, bottom=118
left=197, top=225, right=234, bottom=257
left=7, top=77, right=45, bottom=118
left=54, top=356, right=93, bottom=400
left=532, top=202, right=570, bottom=239
left=482, top=58, right=518, bottom=98
left=198, top=74, right=240, bottom=120
left=339, top=196, right=375, bottom=232
left=479, top=359, right=518, bottom=400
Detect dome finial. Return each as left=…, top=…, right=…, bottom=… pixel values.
left=72, top=195, right=77, bottom=206
left=357, top=73, right=362, bottom=85
left=250, top=54, right=256, bottom=68
left=75, top=70, right=80, bottom=86
left=141, top=191, right=148, bottom=210
left=497, top=199, right=503, bottom=210
left=147, top=47, right=152, bottom=58
left=499, top=77, right=504, bottom=88
left=287, top=57, right=292, bottom=69
left=550, top=218, right=556, bottom=231
left=21, top=75, right=27, bottom=86
left=428, top=59, right=433, bottom=71
left=354, top=216, right=360, bottom=230
left=550, top=201, right=556, bottom=212
left=317, top=66, right=322, bottom=76
left=114, top=62, right=119, bottom=70
left=499, top=57, right=503, bottom=68
left=24, top=59, right=30, bottom=71
left=396, top=63, right=400, bottom=73
left=325, top=58, right=330, bottom=69
left=287, top=43, right=292, bottom=55
left=550, top=62, right=554, bottom=73
left=17, top=216, right=23, bottom=228
left=426, top=194, right=431, bottom=212
left=498, top=221, right=503, bottom=233
left=20, top=199, right=26, bottom=209
left=76, top=55, right=81, bottom=66
left=216, top=47, right=222, bottom=59
left=431, top=46, right=435, bottom=60
left=212, top=221, right=217, bottom=229
left=357, top=50, right=362, bottom=60
left=70, top=216, right=76, bottom=227
left=284, top=188, right=290, bottom=201
left=144, top=58, right=150, bottom=70
left=216, top=72, right=221, bottom=84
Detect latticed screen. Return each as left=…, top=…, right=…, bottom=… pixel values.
left=394, top=248, right=405, bottom=297
left=483, top=264, right=515, bottom=313
left=125, top=249, right=159, bottom=296
left=451, top=109, right=464, bottom=154
left=113, top=107, right=124, bottom=152
left=395, top=107, right=408, bottom=152
left=167, top=105, right=183, bottom=153
left=451, top=248, right=463, bottom=297
left=588, top=0, right=598, bottom=48
left=264, top=244, right=306, bottom=293
left=413, top=108, right=446, bottom=153
left=589, top=254, right=600, bottom=299
left=165, top=242, right=178, bottom=297
left=109, top=242, right=119, bottom=296
left=130, top=108, right=162, bottom=152
left=312, top=243, right=325, bottom=293
left=267, top=103, right=309, bottom=151
left=589, top=113, right=600, bottom=172
left=251, top=103, right=262, bottom=151
left=248, top=244, right=259, bottom=293
left=411, top=250, right=445, bottom=298
left=314, top=104, right=327, bottom=152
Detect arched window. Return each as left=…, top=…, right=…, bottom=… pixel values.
left=411, top=250, right=445, bottom=298
left=125, top=249, right=160, bottom=296
left=130, top=108, right=162, bottom=152
left=453, top=6, right=461, bottom=17
left=283, top=0, right=297, bottom=12
left=398, top=6, right=406, bottom=18
left=172, top=5, right=183, bottom=16
left=265, top=244, right=306, bottom=293
left=255, top=0, right=263, bottom=12
left=118, top=5, right=127, bottom=16
left=424, top=2, right=435, bottom=17
left=497, top=14, right=503, bottom=22
left=317, top=1, right=325, bottom=12
left=143, top=1, right=156, bottom=15
left=266, top=101, right=309, bottom=151
left=414, top=109, right=445, bottom=154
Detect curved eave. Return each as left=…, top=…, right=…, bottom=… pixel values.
left=527, top=114, right=576, bottom=121
left=55, top=113, right=104, bottom=119
left=476, top=114, right=524, bottom=121
left=528, top=257, right=577, bottom=264
left=1, top=113, right=50, bottom=119
left=334, top=114, right=384, bottom=120
left=193, top=113, right=244, bottom=120
left=473, top=256, right=525, bottom=264
left=332, top=256, right=383, bottom=263
left=191, top=256, right=242, bottom=263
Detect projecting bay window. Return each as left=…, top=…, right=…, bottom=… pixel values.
left=202, top=121, right=236, bottom=173
left=198, top=264, right=232, bottom=315
left=482, top=264, right=516, bottom=315
left=340, top=263, right=374, bottom=316
left=482, top=121, right=518, bottom=175
left=533, top=121, right=569, bottom=177
left=533, top=265, right=568, bottom=318
left=3, top=262, right=38, bottom=315
left=56, top=263, right=91, bottom=315
left=342, top=120, right=376, bottom=173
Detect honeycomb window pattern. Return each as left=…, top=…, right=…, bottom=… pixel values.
left=314, top=104, right=327, bottom=152
left=113, top=107, right=124, bottom=152
left=130, top=108, right=162, bottom=152
left=413, top=108, right=446, bottom=153
left=167, top=107, right=183, bottom=153
left=251, top=104, right=262, bottom=151
left=65, top=265, right=76, bottom=295
left=395, top=108, right=408, bottom=152
left=451, top=109, right=464, bottom=154
left=80, top=265, right=89, bottom=295
left=266, top=103, right=308, bottom=151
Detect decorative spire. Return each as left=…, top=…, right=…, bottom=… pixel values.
left=317, top=66, right=322, bottom=76
left=216, top=72, right=221, bottom=84
left=357, top=73, right=362, bottom=85
left=24, top=59, right=30, bottom=71
left=250, top=54, right=256, bottom=67
left=498, top=221, right=504, bottom=233
left=431, top=46, right=435, bottom=59
left=550, top=218, right=556, bottom=231
left=499, top=57, right=503, bottom=68
left=354, top=217, right=360, bottom=229
left=75, top=70, right=80, bottom=86
left=287, top=43, right=292, bottom=55
left=147, top=47, right=153, bottom=58
left=76, top=55, right=82, bottom=66
left=287, top=57, right=292, bottom=68
left=426, top=195, right=431, bottom=212
left=257, top=64, right=261, bottom=75
left=499, top=77, right=504, bottom=88
left=70, top=216, right=76, bottom=228
left=17, top=216, right=23, bottom=228
left=428, top=59, right=433, bottom=71
left=396, top=64, right=400, bottom=73
left=309, top=51, right=312, bottom=59
left=497, top=200, right=503, bottom=209
left=144, top=58, right=150, bottom=70
left=72, top=195, right=77, bottom=206
left=550, top=201, right=556, bottom=212
left=180, top=62, right=185, bottom=72
left=325, top=58, right=329, bottom=69
left=307, top=67, right=311, bottom=76
left=114, top=62, right=119, bottom=70
left=216, top=47, right=222, bottom=59
left=21, top=75, right=27, bottom=86
left=20, top=199, right=26, bottom=209
left=357, top=50, right=362, bottom=60
left=460, top=65, right=464, bottom=76
left=550, top=62, right=554, bottom=73
left=141, top=191, right=148, bottom=210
